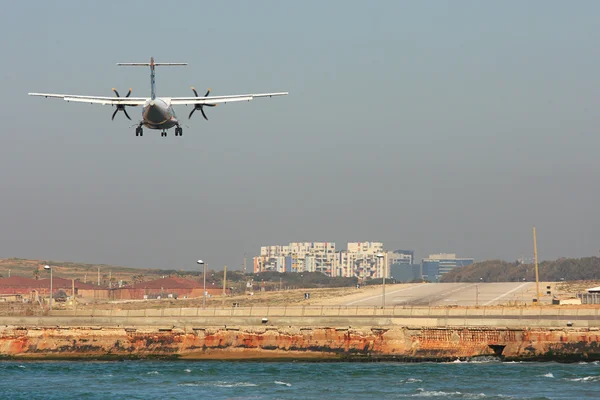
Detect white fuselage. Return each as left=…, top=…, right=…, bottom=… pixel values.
left=142, top=98, right=178, bottom=130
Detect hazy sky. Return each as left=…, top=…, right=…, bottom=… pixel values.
left=2, top=1, right=599, bottom=271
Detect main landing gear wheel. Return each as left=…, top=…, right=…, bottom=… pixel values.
left=175, top=127, right=183, bottom=136
left=135, top=127, right=143, bottom=137
left=161, top=131, right=167, bottom=137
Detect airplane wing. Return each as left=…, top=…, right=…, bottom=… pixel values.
left=169, top=92, right=288, bottom=106
left=28, top=93, right=147, bottom=106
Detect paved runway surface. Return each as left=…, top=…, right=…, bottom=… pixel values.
left=344, top=282, right=535, bottom=307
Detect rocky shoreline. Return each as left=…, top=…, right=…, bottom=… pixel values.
left=1, top=325, right=599, bottom=362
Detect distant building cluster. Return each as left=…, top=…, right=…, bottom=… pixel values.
left=253, top=242, right=473, bottom=282
left=0, top=276, right=226, bottom=304
left=254, top=242, right=387, bottom=279
left=420, top=253, right=474, bottom=282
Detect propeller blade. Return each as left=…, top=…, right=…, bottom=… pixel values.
left=112, top=88, right=120, bottom=97
left=191, top=86, right=199, bottom=97
left=204, top=88, right=211, bottom=97
left=123, top=108, right=131, bottom=120
left=188, top=108, right=196, bottom=119
left=205, top=104, right=217, bottom=107
left=111, top=108, right=119, bottom=120
left=126, top=88, right=132, bottom=98
left=200, top=106, right=208, bottom=120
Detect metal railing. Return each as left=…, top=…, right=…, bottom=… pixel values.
left=578, top=293, right=600, bottom=304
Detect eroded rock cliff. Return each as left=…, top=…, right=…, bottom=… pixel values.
left=1, top=325, right=599, bottom=362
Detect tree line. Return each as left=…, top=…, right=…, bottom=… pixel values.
left=440, top=257, right=600, bottom=282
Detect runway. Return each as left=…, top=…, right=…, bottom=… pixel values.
left=344, top=282, right=535, bottom=307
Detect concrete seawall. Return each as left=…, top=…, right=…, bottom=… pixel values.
left=1, top=306, right=599, bottom=361
left=5, top=305, right=597, bottom=329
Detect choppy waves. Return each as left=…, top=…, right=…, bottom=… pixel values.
left=0, top=360, right=596, bottom=399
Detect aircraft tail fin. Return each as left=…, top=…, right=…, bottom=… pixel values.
left=117, top=57, right=187, bottom=100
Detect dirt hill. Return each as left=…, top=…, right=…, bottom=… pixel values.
left=0, top=258, right=181, bottom=287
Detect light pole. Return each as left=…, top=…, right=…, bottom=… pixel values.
left=197, top=260, right=206, bottom=309
left=377, top=253, right=385, bottom=308
left=44, top=265, right=52, bottom=311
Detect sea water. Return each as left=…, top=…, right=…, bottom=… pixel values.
left=1, top=359, right=599, bottom=399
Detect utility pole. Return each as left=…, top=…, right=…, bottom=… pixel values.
left=196, top=260, right=206, bottom=309
left=377, top=253, right=386, bottom=309
left=72, top=279, right=76, bottom=312
left=109, top=270, right=112, bottom=289
left=533, top=227, right=541, bottom=304
left=243, top=254, right=247, bottom=274
left=223, top=266, right=227, bottom=296
left=97, top=267, right=100, bottom=286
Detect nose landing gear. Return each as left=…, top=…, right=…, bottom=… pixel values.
left=175, top=126, right=183, bottom=136
left=135, top=126, right=143, bottom=136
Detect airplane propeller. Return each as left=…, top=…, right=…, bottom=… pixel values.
left=111, top=88, right=133, bottom=120
left=189, top=87, right=217, bottom=120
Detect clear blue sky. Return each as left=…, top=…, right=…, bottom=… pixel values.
left=2, top=1, right=599, bottom=271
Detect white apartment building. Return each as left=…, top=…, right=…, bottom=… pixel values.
left=337, top=242, right=389, bottom=279
left=253, top=255, right=287, bottom=273
left=254, top=242, right=336, bottom=274
left=254, top=241, right=394, bottom=279
left=346, top=241, right=384, bottom=254
left=390, top=250, right=413, bottom=265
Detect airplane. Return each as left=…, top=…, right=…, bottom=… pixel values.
left=28, top=57, right=288, bottom=137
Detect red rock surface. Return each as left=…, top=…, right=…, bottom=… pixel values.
left=0, top=325, right=599, bottom=361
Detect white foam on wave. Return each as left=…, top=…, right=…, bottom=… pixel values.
left=459, top=356, right=502, bottom=364
left=184, top=369, right=191, bottom=373
left=406, top=389, right=493, bottom=399
left=445, top=357, right=499, bottom=364
left=18, top=365, right=26, bottom=369
left=564, top=375, right=600, bottom=382
left=275, top=380, right=292, bottom=387
left=147, top=371, right=159, bottom=375
left=179, top=381, right=258, bottom=388
left=215, top=382, right=258, bottom=388
left=404, top=378, right=423, bottom=384
left=542, top=372, right=554, bottom=378
left=413, top=388, right=462, bottom=397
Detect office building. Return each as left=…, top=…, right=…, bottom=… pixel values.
left=421, top=253, right=474, bottom=282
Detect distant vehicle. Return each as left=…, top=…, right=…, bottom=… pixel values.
left=53, top=290, right=68, bottom=302
left=29, top=57, right=288, bottom=137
